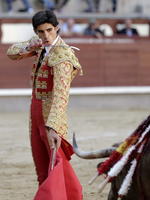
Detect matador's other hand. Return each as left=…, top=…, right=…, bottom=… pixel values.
left=46, top=128, right=61, bottom=151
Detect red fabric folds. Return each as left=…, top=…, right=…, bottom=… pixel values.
left=34, top=152, right=67, bottom=200
left=33, top=142, right=82, bottom=200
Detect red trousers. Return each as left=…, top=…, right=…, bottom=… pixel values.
left=30, top=96, right=82, bottom=200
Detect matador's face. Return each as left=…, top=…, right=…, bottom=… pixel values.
left=36, top=23, right=58, bottom=46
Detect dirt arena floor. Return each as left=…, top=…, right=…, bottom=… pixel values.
left=0, top=106, right=150, bottom=200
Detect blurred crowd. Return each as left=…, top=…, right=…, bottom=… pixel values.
left=2, top=0, right=144, bottom=39
left=59, top=18, right=140, bottom=38
left=3, top=0, right=70, bottom=14
left=3, top=0, right=118, bottom=14
left=83, top=0, right=117, bottom=13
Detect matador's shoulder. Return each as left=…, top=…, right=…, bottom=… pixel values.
left=47, top=37, right=82, bottom=72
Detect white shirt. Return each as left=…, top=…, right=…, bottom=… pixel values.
left=44, top=35, right=59, bottom=56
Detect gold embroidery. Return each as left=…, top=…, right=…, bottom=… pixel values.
left=45, top=62, right=72, bottom=138
left=37, top=69, right=49, bottom=78
left=7, top=41, right=30, bottom=55
left=7, top=36, right=39, bottom=60
left=42, top=97, right=52, bottom=121
left=47, top=37, right=82, bottom=74
left=42, top=94, right=67, bottom=138
left=36, top=80, right=47, bottom=89
left=36, top=91, right=52, bottom=100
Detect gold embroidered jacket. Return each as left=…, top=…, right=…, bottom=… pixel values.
left=7, top=36, right=82, bottom=138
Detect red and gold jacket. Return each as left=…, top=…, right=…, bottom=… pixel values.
left=7, top=36, right=82, bottom=139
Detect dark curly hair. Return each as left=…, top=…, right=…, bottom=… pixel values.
left=32, top=10, right=59, bottom=31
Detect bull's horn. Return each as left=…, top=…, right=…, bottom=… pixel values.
left=73, top=133, right=116, bottom=159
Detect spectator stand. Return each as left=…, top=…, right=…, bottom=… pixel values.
left=0, top=13, right=150, bottom=43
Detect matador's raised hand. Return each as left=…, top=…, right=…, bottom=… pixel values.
left=26, top=38, right=43, bottom=52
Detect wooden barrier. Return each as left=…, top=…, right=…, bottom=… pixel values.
left=1, top=38, right=150, bottom=88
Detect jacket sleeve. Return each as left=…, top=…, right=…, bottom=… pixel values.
left=7, top=39, right=37, bottom=60
left=45, top=61, right=73, bottom=133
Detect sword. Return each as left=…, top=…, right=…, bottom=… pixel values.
left=49, top=144, right=57, bottom=171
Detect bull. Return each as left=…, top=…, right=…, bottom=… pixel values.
left=73, top=117, right=150, bottom=200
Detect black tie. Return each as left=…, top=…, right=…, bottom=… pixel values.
left=33, top=48, right=46, bottom=86
left=37, top=48, right=46, bottom=69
